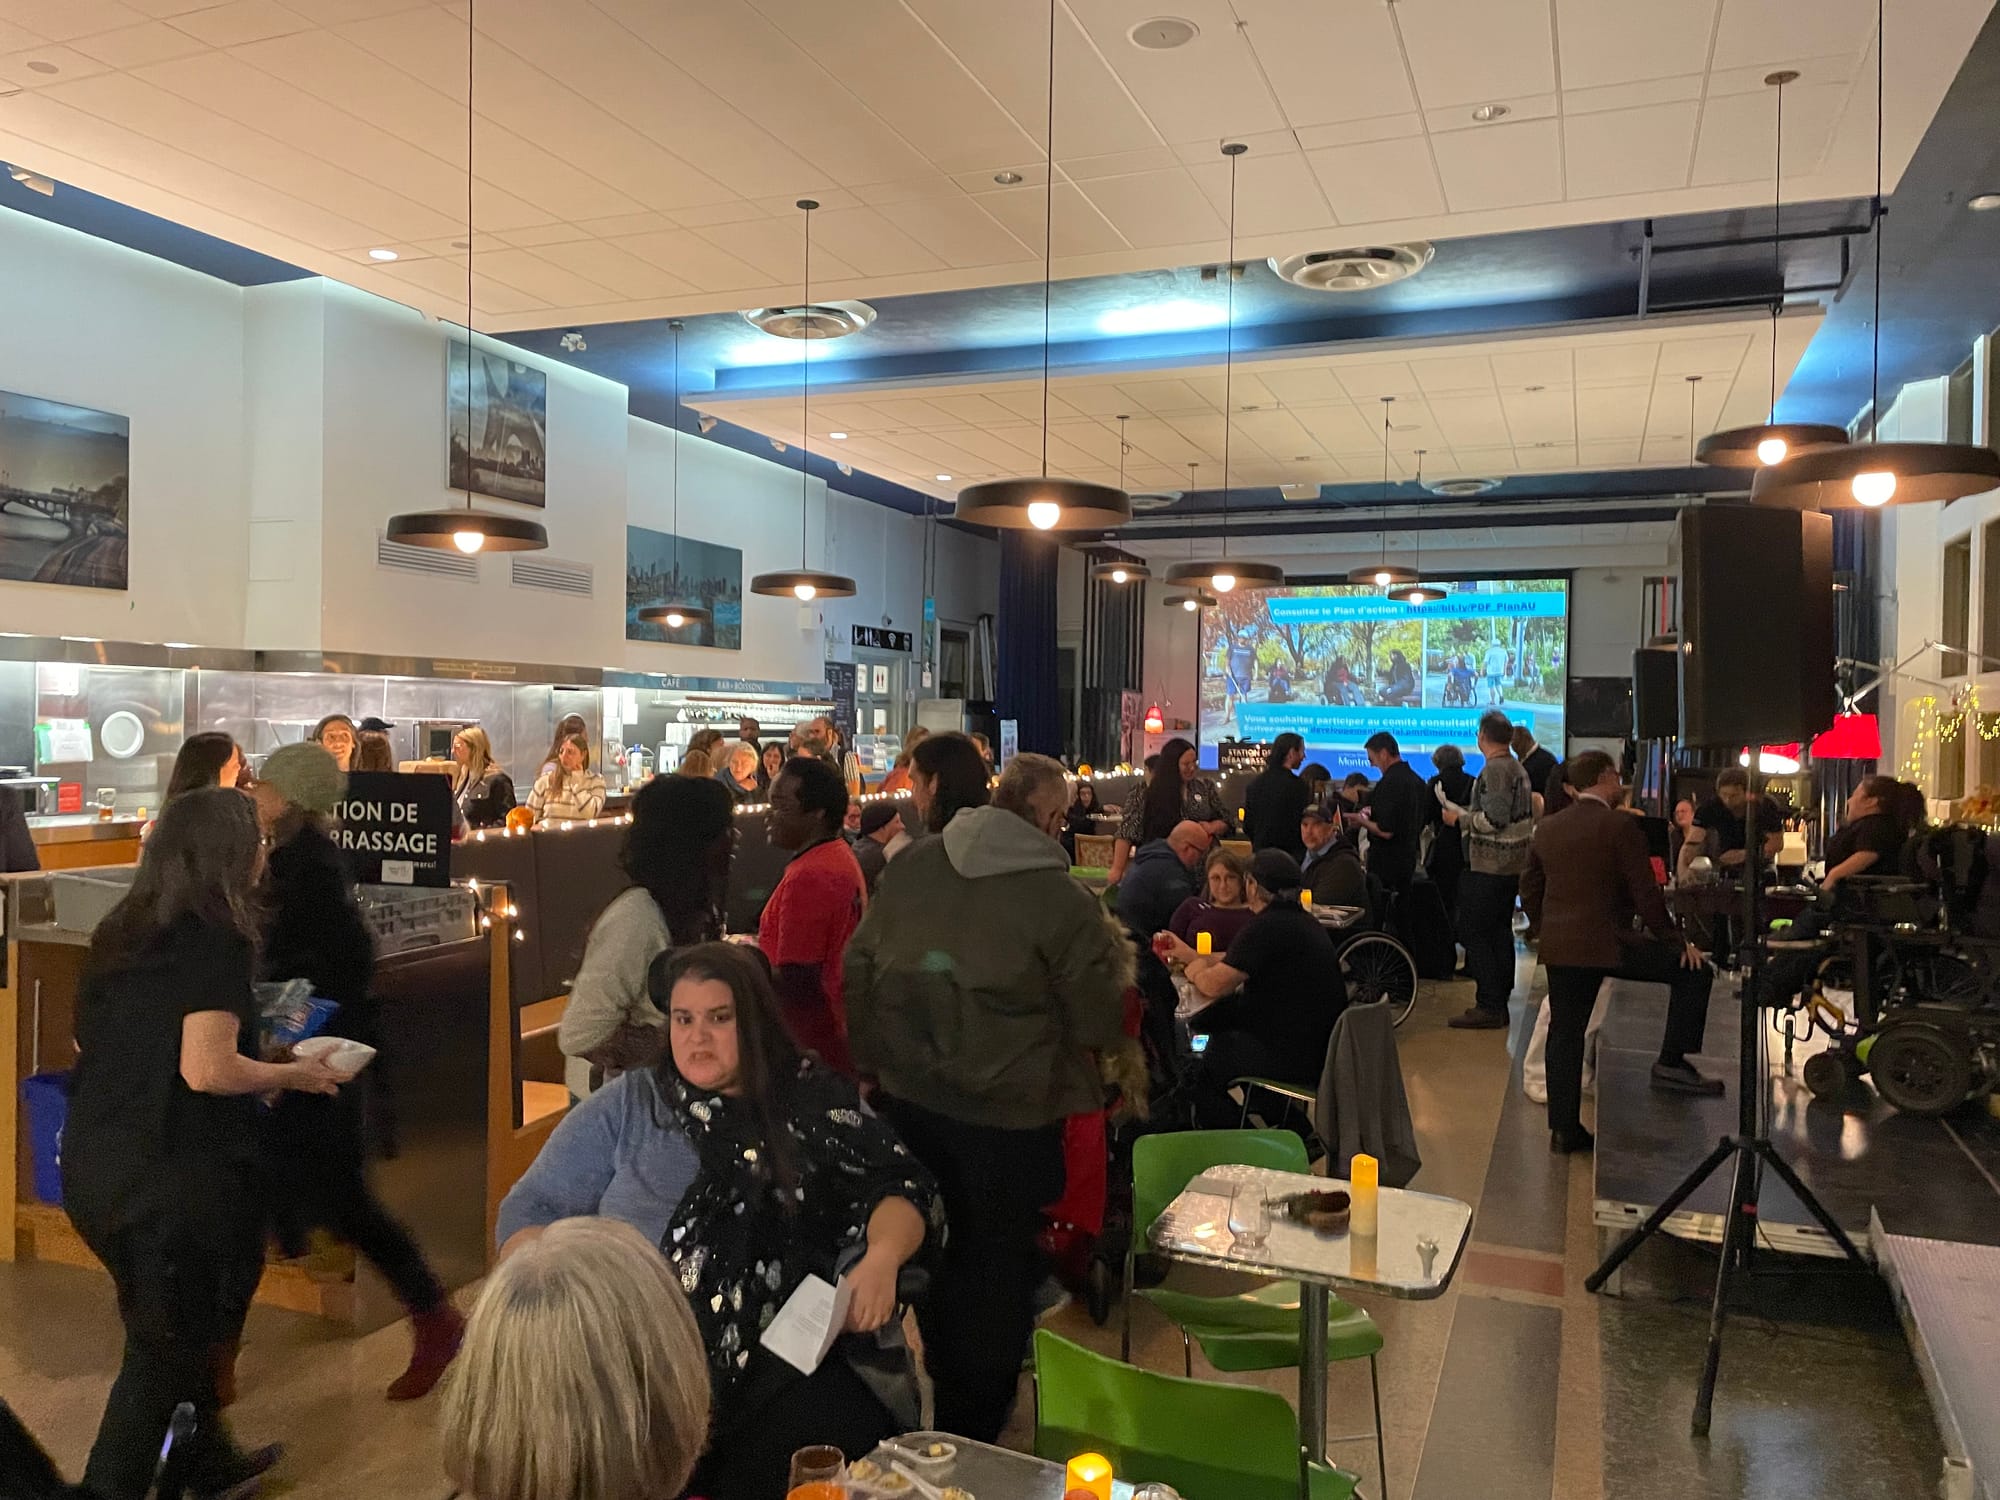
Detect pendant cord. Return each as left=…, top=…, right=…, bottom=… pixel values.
left=1220, top=145, right=1240, bottom=558
left=1871, top=0, right=1883, bottom=442
left=1039, top=0, right=1055, bottom=479
left=670, top=320, right=682, bottom=579
left=1379, top=397, right=1393, bottom=570
left=1769, top=74, right=1783, bottom=419
left=800, top=202, right=813, bottom=564
left=463, top=0, right=474, bottom=515
left=1411, top=450, right=1425, bottom=578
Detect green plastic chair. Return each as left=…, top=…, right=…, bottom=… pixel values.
left=1035, top=1329, right=1360, bottom=1500
left=1124, top=1130, right=1387, bottom=1496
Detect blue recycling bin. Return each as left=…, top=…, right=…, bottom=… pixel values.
left=21, top=1071, right=70, bottom=1207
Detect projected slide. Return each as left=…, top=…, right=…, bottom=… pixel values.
left=1198, top=578, right=1570, bottom=777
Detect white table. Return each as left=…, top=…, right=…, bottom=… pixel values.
left=863, top=1433, right=1135, bottom=1498
left=1149, top=1162, right=1473, bottom=1462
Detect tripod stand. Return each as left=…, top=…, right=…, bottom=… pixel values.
left=1583, top=767, right=1870, bottom=1435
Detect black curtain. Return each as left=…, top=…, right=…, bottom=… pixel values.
left=1082, top=563, right=1145, bottom=768
left=997, top=531, right=1062, bottom=756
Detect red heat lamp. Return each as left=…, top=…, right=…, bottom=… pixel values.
left=1143, top=704, right=1165, bottom=735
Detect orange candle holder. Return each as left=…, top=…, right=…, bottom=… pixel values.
left=1065, top=1452, right=1114, bottom=1499
left=1350, top=1151, right=1379, bottom=1237
left=1195, top=930, right=1212, bottom=955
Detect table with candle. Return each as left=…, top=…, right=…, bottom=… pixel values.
left=857, top=1434, right=1136, bottom=1498
left=1147, top=1157, right=1473, bottom=1463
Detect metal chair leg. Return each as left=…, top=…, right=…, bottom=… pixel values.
left=1182, top=1327, right=1193, bottom=1378
left=1238, top=1086, right=1254, bottom=1128
left=1120, top=1244, right=1135, bottom=1363
left=1370, top=1354, right=1387, bottom=1500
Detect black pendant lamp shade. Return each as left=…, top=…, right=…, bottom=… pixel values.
left=638, top=320, right=712, bottom=627
left=1346, top=562, right=1418, bottom=587
left=1749, top=14, right=1998, bottom=510
left=750, top=199, right=858, bottom=598
left=1387, top=580, right=1450, bottom=604
left=1750, top=441, right=2000, bottom=510
left=1163, top=558, right=1285, bottom=592
left=1090, top=557, right=1152, bottom=583
left=955, top=477, right=1133, bottom=532
left=1695, top=422, right=1848, bottom=470
left=387, top=509, right=547, bottom=553
left=386, top=0, right=547, bottom=556
left=1163, top=589, right=1218, bottom=611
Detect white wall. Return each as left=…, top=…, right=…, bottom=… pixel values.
left=242, top=280, right=326, bottom=651
left=0, top=212, right=250, bottom=646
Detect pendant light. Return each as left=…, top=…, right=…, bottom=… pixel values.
left=1696, top=71, right=1847, bottom=469
left=1751, top=1, right=2000, bottom=509
left=387, top=0, right=547, bottom=556
left=954, top=0, right=1131, bottom=532
left=1346, top=396, right=1419, bottom=586
left=1161, top=461, right=1215, bottom=608
left=1090, top=416, right=1153, bottom=581
left=750, top=199, right=857, bottom=599
left=1163, top=143, right=1284, bottom=594
left=1385, top=449, right=1448, bottom=604
left=637, top=321, right=712, bottom=631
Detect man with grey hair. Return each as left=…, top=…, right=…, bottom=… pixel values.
left=846, top=750, right=1131, bottom=1441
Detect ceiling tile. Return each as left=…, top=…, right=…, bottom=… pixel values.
left=1563, top=76, right=1704, bottom=115
left=1395, top=0, right=1556, bottom=109
left=978, top=178, right=1128, bottom=257
left=1710, top=0, right=1876, bottom=70
left=1692, top=81, right=1846, bottom=184
left=1654, top=333, right=1752, bottom=376
left=67, top=17, right=207, bottom=65
left=1426, top=94, right=1557, bottom=136
left=1080, top=166, right=1225, bottom=249
left=1304, top=136, right=1445, bottom=225
left=1431, top=117, right=1563, bottom=212
left=1556, top=0, right=1717, bottom=90
left=1412, top=355, right=1496, bottom=396
left=472, top=246, right=620, bottom=307
left=1233, top=0, right=1416, bottom=128
left=873, top=194, right=1032, bottom=269
left=1186, top=149, right=1335, bottom=238
left=686, top=215, right=862, bottom=285
left=1574, top=342, right=1660, bottom=384
left=1574, top=384, right=1653, bottom=438
left=0, top=0, right=147, bottom=42
left=1067, top=0, right=1286, bottom=144
left=612, top=229, right=767, bottom=292
left=167, top=0, right=307, bottom=46
left=1563, top=100, right=1699, bottom=197
left=0, top=42, right=114, bottom=85
left=532, top=237, right=697, bottom=300
left=1428, top=394, right=1513, bottom=447
left=804, top=205, right=947, bottom=277
left=1294, top=115, right=1424, bottom=150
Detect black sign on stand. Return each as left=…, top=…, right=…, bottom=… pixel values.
left=333, top=772, right=454, bottom=887
left=1217, top=739, right=1269, bottom=777
left=852, top=625, right=914, bottom=652
left=824, top=661, right=859, bottom=748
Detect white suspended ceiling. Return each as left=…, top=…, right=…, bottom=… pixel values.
left=685, top=309, right=1822, bottom=497
left=0, top=0, right=1981, bottom=329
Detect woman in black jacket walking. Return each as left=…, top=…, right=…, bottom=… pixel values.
left=64, top=789, right=349, bottom=1498
left=251, top=743, right=464, bottom=1402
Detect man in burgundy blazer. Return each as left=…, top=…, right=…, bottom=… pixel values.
left=1521, top=749, right=1721, bottom=1154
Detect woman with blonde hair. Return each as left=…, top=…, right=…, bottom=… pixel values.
left=715, top=739, right=762, bottom=803
left=527, top=732, right=607, bottom=823
left=441, top=1216, right=711, bottom=1500
left=877, top=724, right=929, bottom=797
left=452, top=726, right=516, bottom=830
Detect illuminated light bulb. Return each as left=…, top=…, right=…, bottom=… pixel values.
left=664, top=611, right=684, bottom=628
left=1852, top=469, right=1897, bottom=507
left=1027, top=500, right=1061, bottom=530
left=793, top=582, right=817, bottom=601
left=1374, top=570, right=1392, bottom=586
left=1182, top=597, right=1197, bottom=612
left=1110, top=568, right=1128, bottom=584
left=1756, top=436, right=1789, bottom=465
left=1211, top=572, right=1236, bottom=593
left=452, top=529, right=485, bottom=554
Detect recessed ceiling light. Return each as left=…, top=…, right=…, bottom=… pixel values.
left=1097, top=298, right=1228, bottom=336
left=994, top=170, right=1024, bottom=185
left=829, top=431, right=849, bottom=440
left=25, top=60, right=59, bottom=75
left=1129, top=16, right=1199, bottom=49
left=368, top=247, right=399, bottom=261
left=1471, top=103, right=1509, bottom=123
left=1969, top=192, right=2000, bottom=212
left=935, top=474, right=953, bottom=482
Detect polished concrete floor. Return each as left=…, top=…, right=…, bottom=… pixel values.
left=1, top=945, right=1950, bottom=1499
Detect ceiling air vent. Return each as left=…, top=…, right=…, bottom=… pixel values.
left=741, top=301, right=877, bottom=340
left=1424, top=477, right=1502, bottom=497
left=377, top=533, right=477, bottom=581
left=1269, top=244, right=1433, bottom=293
left=1129, top=491, right=1182, bottom=512
left=511, top=555, right=594, bottom=598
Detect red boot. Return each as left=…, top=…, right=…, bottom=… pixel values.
left=386, top=1302, right=465, bottom=1401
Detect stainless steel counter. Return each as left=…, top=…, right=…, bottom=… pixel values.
left=26, top=815, right=146, bottom=846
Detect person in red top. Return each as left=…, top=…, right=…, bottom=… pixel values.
left=759, top=755, right=867, bottom=1073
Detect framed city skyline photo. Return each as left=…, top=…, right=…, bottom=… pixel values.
left=0, top=390, right=130, bottom=591
left=448, top=344, right=547, bottom=507
left=626, top=526, right=744, bottom=650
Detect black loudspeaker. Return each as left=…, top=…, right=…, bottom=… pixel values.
left=1678, top=505, right=1835, bottom=747
left=1633, top=645, right=1679, bottom=740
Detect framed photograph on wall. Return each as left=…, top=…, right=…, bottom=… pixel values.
left=0, top=390, right=130, bottom=591
left=626, top=526, right=744, bottom=649
left=448, top=343, right=547, bottom=507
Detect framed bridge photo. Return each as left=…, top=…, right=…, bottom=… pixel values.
left=0, top=390, right=130, bottom=592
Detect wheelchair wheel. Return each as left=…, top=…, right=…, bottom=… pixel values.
left=1802, top=1048, right=1862, bottom=1099
left=1868, top=1022, right=1973, bottom=1117
left=1340, top=931, right=1419, bottom=1027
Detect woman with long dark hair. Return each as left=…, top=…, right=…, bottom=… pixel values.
left=63, top=788, right=348, bottom=1498
left=252, top=743, right=464, bottom=1402
left=164, top=731, right=243, bottom=800
left=909, top=732, right=991, bottom=835
left=660, top=943, right=936, bottom=1500
left=557, top=774, right=736, bottom=1097
left=1060, top=777, right=1101, bottom=861
left=538, top=713, right=587, bottom=779
left=1110, top=736, right=1223, bottom=884
left=1821, top=775, right=1925, bottom=890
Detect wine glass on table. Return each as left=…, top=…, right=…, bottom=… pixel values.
left=787, top=1444, right=847, bottom=1500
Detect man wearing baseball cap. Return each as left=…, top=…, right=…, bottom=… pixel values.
left=1156, top=847, right=1347, bottom=1126
left=851, top=800, right=902, bottom=894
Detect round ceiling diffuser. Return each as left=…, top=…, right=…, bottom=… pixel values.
left=1269, top=244, right=1433, bottom=293
left=740, top=300, right=878, bottom=340
left=1424, top=476, right=1501, bottom=497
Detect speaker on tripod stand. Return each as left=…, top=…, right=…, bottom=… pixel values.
left=1588, top=503, right=1866, bottom=1435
